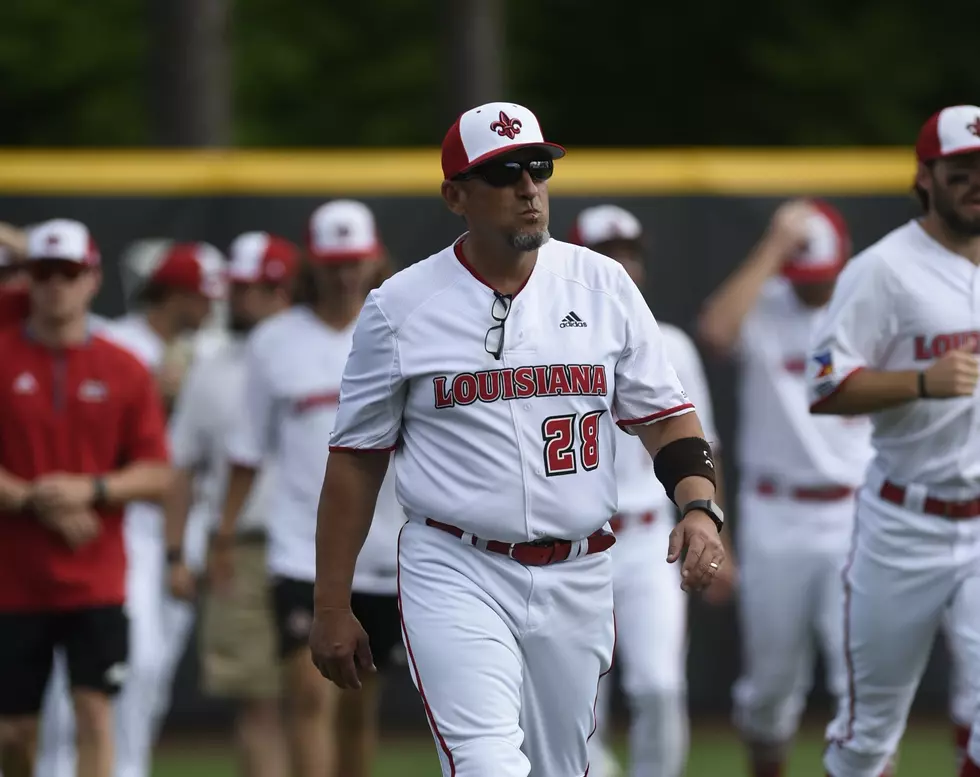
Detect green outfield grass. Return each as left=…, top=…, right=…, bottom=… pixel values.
left=153, top=721, right=955, bottom=776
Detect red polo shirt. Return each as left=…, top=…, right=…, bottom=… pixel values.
left=0, top=324, right=170, bottom=611
left=0, top=287, right=29, bottom=327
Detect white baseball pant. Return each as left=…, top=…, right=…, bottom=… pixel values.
left=36, top=510, right=196, bottom=777
left=824, top=478, right=980, bottom=777
left=732, top=484, right=854, bottom=747
left=397, top=519, right=615, bottom=777
left=588, top=513, right=688, bottom=777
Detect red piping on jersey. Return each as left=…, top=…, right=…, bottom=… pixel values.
left=396, top=525, right=456, bottom=776
left=453, top=238, right=534, bottom=297
left=327, top=444, right=397, bottom=453
left=809, top=367, right=865, bottom=412
left=616, top=403, right=694, bottom=429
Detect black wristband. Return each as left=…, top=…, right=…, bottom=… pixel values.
left=918, top=371, right=928, bottom=399
left=653, top=437, right=717, bottom=505
left=91, top=476, right=108, bottom=506
left=165, top=547, right=183, bottom=565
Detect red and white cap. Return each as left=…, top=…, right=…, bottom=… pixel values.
left=781, top=200, right=851, bottom=284
left=916, top=105, right=980, bottom=163
left=569, top=205, right=643, bottom=246
left=228, top=232, right=299, bottom=284
left=149, top=242, right=225, bottom=299
left=441, top=101, right=566, bottom=181
left=26, top=219, right=100, bottom=266
left=307, top=200, right=379, bottom=263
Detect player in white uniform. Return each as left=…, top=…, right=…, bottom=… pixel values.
left=806, top=105, right=980, bottom=777
left=163, top=233, right=299, bottom=777
left=216, top=201, right=405, bottom=777
left=570, top=205, right=729, bottom=777
left=698, top=200, right=878, bottom=777
left=37, top=241, right=226, bottom=777
left=308, top=102, right=727, bottom=777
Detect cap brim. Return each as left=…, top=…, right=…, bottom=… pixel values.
left=451, top=142, right=566, bottom=179
left=919, top=145, right=980, bottom=164
left=308, top=246, right=380, bottom=264
left=27, top=256, right=93, bottom=267
left=781, top=262, right=843, bottom=284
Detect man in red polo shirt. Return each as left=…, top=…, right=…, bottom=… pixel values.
left=0, top=219, right=171, bottom=777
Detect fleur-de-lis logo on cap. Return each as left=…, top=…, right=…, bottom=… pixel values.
left=490, top=111, right=522, bottom=140
left=968, top=116, right=980, bottom=138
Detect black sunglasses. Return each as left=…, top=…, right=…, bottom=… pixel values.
left=457, top=159, right=554, bottom=188
left=484, top=291, right=513, bottom=360
left=29, top=263, right=88, bottom=283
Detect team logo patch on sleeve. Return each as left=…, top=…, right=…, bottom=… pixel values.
left=813, top=351, right=834, bottom=378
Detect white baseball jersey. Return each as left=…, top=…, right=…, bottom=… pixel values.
left=225, top=306, right=404, bottom=593
left=614, top=323, right=718, bottom=516
left=808, top=220, right=980, bottom=496
left=732, top=278, right=873, bottom=488
left=169, top=338, right=274, bottom=535
left=328, top=237, right=694, bottom=544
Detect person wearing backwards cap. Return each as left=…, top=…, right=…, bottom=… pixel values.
left=0, top=219, right=171, bottom=777
left=569, top=204, right=731, bottom=777
left=698, top=200, right=879, bottom=777
left=215, top=202, right=407, bottom=777
left=308, top=102, right=725, bottom=777
left=162, top=232, right=298, bottom=777
left=802, top=105, right=980, bottom=777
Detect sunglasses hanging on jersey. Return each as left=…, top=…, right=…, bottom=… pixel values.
left=456, top=159, right=554, bottom=188
left=485, top=291, right=513, bottom=360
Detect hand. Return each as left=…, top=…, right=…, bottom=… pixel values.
left=309, top=605, right=376, bottom=690
left=701, top=557, right=738, bottom=605
left=168, top=562, right=196, bottom=601
left=38, top=508, right=101, bottom=550
left=923, top=346, right=979, bottom=398
left=31, top=474, right=95, bottom=517
left=666, top=510, right=726, bottom=593
left=206, top=534, right=235, bottom=596
left=763, top=200, right=814, bottom=263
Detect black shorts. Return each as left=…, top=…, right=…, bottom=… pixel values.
left=272, top=578, right=404, bottom=671
left=0, top=605, right=129, bottom=716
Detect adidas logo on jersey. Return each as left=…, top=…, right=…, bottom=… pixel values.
left=559, top=311, right=587, bottom=328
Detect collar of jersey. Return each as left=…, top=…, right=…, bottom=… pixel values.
left=453, top=234, right=539, bottom=298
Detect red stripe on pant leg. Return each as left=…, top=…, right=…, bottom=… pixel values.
left=830, top=513, right=860, bottom=748
left=584, top=610, right=617, bottom=776
left=397, top=526, right=456, bottom=777
left=960, top=755, right=980, bottom=777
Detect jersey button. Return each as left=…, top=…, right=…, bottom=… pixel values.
left=535, top=467, right=543, bottom=476
left=524, top=403, right=532, bottom=410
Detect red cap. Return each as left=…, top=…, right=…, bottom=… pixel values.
left=916, top=105, right=980, bottom=163
left=441, top=101, right=565, bottom=181
left=781, top=200, right=851, bottom=284
left=150, top=242, right=225, bottom=299
left=227, top=232, right=298, bottom=284
left=27, top=219, right=100, bottom=267
left=569, top=205, right=643, bottom=246
left=307, top=200, right=380, bottom=263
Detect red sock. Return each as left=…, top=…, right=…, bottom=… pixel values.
left=961, top=755, right=980, bottom=777
left=752, top=764, right=782, bottom=777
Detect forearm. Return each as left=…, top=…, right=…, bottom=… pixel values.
left=103, top=462, right=172, bottom=506
left=711, top=454, right=735, bottom=556
left=163, top=468, right=194, bottom=553
left=217, top=463, right=258, bottom=537
left=0, top=467, right=31, bottom=511
left=638, top=412, right=717, bottom=505
left=313, top=451, right=389, bottom=610
left=812, top=368, right=919, bottom=416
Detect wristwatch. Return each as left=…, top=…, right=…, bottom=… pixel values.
left=680, top=499, right=724, bottom=533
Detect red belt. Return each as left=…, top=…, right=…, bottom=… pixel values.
left=608, top=511, right=656, bottom=534
left=756, top=479, right=854, bottom=502
left=879, top=481, right=980, bottom=519
left=424, top=519, right=616, bottom=566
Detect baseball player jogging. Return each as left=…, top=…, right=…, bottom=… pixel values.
left=807, top=105, right=980, bottom=777
left=0, top=219, right=171, bottom=777
left=698, top=200, right=877, bottom=777
left=164, top=232, right=300, bottom=777
left=570, top=204, right=732, bottom=777
left=308, top=101, right=726, bottom=777
left=217, top=202, right=405, bottom=777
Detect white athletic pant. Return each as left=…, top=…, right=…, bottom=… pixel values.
left=36, top=514, right=196, bottom=777
left=824, top=474, right=980, bottom=777
left=588, top=515, right=688, bottom=777
left=732, top=484, right=855, bottom=746
left=945, top=607, right=979, bottom=729
left=397, top=519, right=615, bottom=777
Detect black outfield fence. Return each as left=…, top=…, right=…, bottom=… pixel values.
left=0, top=149, right=954, bottom=731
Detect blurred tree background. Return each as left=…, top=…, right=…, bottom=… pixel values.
left=0, top=0, right=978, bottom=148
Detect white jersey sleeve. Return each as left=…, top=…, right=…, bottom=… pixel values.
left=329, top=293, right=407, bottom=452
left=613, top=270, right=695, bottom=432
left=226, top=333, right=278, bottom=467
left=807, top=254, right=898, bottom=406
left=169, top=359, right=210, bottom=469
